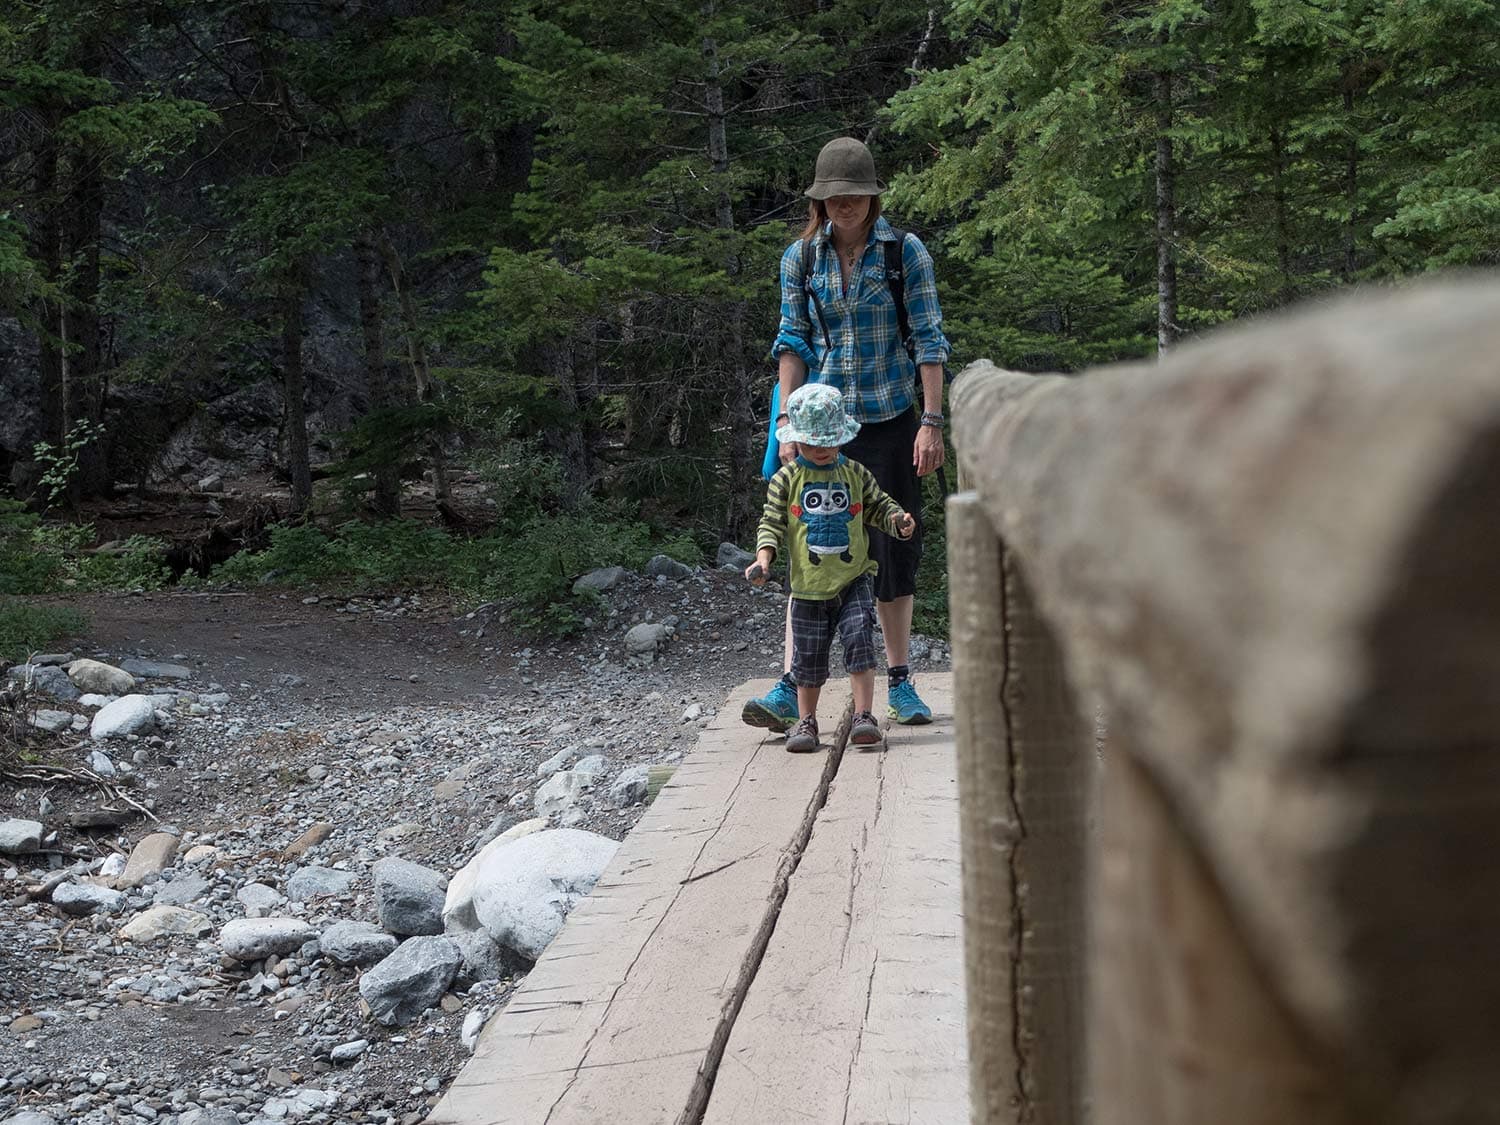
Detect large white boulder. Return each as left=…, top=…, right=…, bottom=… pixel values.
left=463, top=828, right=618, bottom=962
left=90, top=694, right=158, bottom=740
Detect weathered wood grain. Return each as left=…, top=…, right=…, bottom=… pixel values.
left=429, top=680, right=851, bottom=1125
left=703, top=676, right=965, bottom=1125
left=952, top=279, right=1500, bottom=1120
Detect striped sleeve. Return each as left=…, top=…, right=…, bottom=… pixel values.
left=756, top=465, right=794, bottom=558
left=855, top=462, right=904, bottom=533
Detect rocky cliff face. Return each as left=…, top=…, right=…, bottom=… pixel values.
left=4, top=285, right=368, bottom=497
left=0, top=318, right=41, bottom=491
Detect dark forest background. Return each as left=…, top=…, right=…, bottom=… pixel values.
left=2, top=0, right=1497, bottom=642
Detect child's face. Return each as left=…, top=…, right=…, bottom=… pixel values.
left=798, top=442, right=839, bottom=466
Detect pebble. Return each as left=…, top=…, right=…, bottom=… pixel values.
left=0, top=567, right=949, bottom=1122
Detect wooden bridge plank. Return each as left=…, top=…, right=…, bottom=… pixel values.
left=703, top=675, right=966, bottom=1125
left=430, top=678, right=851, bottom=1125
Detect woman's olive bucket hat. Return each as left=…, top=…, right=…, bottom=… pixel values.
left=804, top=137, right=886, bottom=199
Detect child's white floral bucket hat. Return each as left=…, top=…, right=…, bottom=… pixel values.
left=776, top=383, right=861, bottom=447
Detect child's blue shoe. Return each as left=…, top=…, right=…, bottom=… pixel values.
left=887, top=678, right=932, bottom=725
left=742, top=675, right=799, bottom=733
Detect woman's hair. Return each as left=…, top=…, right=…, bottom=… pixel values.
left=800, top=195, right=882, bottom=244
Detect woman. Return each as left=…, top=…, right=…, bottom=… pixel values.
left=743, top=136, right=950, bottom=733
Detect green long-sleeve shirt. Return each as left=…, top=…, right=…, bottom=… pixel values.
left=756, top=454, right=905, bottom=601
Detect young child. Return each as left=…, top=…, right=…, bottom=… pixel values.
left=746, top=383, right=916, bottom=752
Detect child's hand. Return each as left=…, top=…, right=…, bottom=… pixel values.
left=893, top=511, right=915, bottom=540
left=745, top=561, right=766, bottom=585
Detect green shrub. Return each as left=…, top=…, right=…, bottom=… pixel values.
left=0, top=500, right=58, bottom=594
left=0, top=598, right=87, bottom=665
left=213, top=519, right=484, bottom=590
left=1, top=505, right=167, bottom=594
left=211, top=507, right=702, bottom=638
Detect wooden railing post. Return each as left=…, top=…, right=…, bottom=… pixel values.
left=951, top=279, right=1500, bottom=1125
left=949, top=492, right=1091, bottom=1125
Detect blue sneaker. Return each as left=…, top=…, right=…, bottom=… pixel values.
left=742, top=676, right=799, bottom=733
left=887, top=678, right=932, bottom=725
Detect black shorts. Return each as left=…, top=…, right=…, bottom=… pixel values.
left=790, top=576, right=879, bottom=687
left=841, top=409, right=922, bottom=601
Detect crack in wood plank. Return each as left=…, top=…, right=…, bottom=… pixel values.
left=542, top=736, right=777, bottom=1124
left=678, top=701, right=855, bottom=1125
left=841, top=954, right=880, bottom=1125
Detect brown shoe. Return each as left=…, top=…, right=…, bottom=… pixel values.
left=784, top=716, right=820, bottom=753
left=850, top=709, right=884, bottom=747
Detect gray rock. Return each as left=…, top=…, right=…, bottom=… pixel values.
left=30, top=652, right=73, bottom=666
left=29, top=708, right=73, bottom=733
left=178, top=1111, right=241, bottom=1125
left=87, top=749, right=117, bottom=776
left=66, top=658, right=136, bottom=695
left=572, top=566, right=628, bottom=594
left=536, top=747, right=577, bottom=778
left=4, top=1112, right=60, bottom=1125
left=90, top=694, right=158, bottom=740
left=330, top=1038, right=369, bottom=1062
left=533, top=770, right=588, bottom=818
left=644, top=554, right=694, bottom=580
left=0, top=818, right=44, bottom=854
left=449, top=926, right=510, bottom=987
left=220, top=917, right=317, bottom=961
left=373, top=857, right=448, bottom=936
left=152, top=872, right=211, bottom=906
left=6, top=663, right=81, bottom=702
left=571, top=754, right=607, bottom=783
left=286, top=865, right=356, bottom=902
left=470, top=828, right=619, bottom=961
left=118, top=658, right=193, bottom=680
left=717, top=541, right=756, bottom=570
left=120, top=905, right=214, bottom=942
left=52, top=881, right=126, bottom=916
left=609, top=765, right=653, bottom=808
left=319, top=920, right=397, bottom=968
left=624, top=622, right=673, bottom=654
left=236, top=882, right=286, bottom=917
left=357, top=935, right=461, bottom=1026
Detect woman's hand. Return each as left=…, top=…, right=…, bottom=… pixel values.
left=778, top=440, right=798, bottom=467
left=914, top=424, right=945, bottom=477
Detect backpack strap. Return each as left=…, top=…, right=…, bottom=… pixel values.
left=800, top=237, right=832, bottom=353
left=883, top=228, right=913, bottom=358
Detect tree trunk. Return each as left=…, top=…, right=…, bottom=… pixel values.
left=32, top=111, right=65, bottom=456
left=702, top=14, right=756, bottom=540
left=1154, top=48, right=1178, bottom=354
left=356, top=234, right=401, bottom=517
left=1270, top=124, right=1293, bottom=302
left=63, top=147, right=107, bottom=499
left=281, top=283, right=312, bottom=517
left=544, top=340, right=591, bottom=506
left=376, top=234, right=449, bottom=501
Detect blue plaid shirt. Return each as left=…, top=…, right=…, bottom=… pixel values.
left=770, top=216, right=951, bottom=424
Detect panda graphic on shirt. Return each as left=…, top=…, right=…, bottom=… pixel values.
left=790, top=480, right=862, bottom=565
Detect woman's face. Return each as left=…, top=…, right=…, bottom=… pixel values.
left=826, top=194, right=872, bottom=235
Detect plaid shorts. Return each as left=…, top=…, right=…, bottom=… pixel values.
left=790, top=575, right=878, bottom=687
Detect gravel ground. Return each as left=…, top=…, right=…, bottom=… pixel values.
left=0, top=564, right=949, bottom=1125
